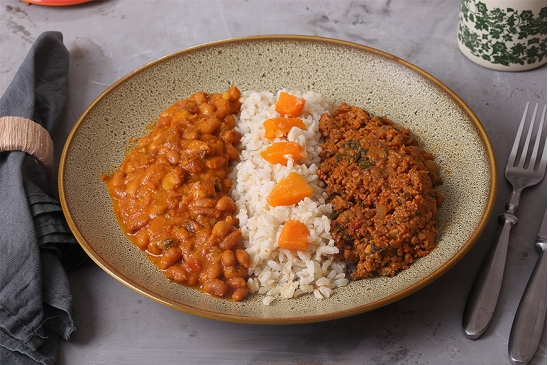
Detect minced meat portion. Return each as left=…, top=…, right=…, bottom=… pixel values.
left=317, top=103, right=444, bottom=279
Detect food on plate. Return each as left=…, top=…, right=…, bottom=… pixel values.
left=275, top=91, right=306, bottom=117
left=278, top=220, right=310, bottom=251
left=263, top=117, right=307, bottom=139
left=266, top=171, right=313, bottom=207
left=317, top=103, right=444, bottom=279
left=101, top=86, right=250, bottom=301
left=102, top=86, right=443, bottom=305
left=231, top=90, right=348, bottom=305
left=260, top=141, right=307, bottom=166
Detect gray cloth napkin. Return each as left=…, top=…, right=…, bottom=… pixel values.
left=0, top=31, right=87, bottom=365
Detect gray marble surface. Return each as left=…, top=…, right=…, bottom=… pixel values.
left=1, top=1, right=546, bottom=364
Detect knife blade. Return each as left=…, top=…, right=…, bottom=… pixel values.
left=508, top=210, right=547, bottom=365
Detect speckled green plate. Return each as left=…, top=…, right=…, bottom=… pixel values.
left=59, top=35, right=497, bottom=324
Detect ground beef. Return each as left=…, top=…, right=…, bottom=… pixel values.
left=317, top=103, right=444, bottom=279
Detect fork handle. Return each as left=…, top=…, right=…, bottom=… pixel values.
left=463, top=212, right=518, bottom=339
left=508, top=246, right=546, bottom=365
left=506, top=188, right=524, bottom=215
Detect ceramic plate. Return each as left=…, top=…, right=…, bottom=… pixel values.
left=59, top=35, right=497, bottom=324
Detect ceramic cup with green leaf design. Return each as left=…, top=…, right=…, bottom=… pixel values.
left=458, top=0, right=546, bottom=71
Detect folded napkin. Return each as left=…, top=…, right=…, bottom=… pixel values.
left=0, top=31, right=87, bottom=365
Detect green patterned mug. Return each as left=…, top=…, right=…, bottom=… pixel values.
left=458, top=0, right=547, bottom=71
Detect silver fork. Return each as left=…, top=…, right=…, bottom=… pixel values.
left=462, top=101, right=547, bottom=340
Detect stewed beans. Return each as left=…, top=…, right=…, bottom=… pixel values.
left=101, top=86, right=250, bottom=301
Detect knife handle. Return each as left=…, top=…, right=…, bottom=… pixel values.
left=463, top=212, right=518, bottom=339
left=508, top=245, right=547, bottom=365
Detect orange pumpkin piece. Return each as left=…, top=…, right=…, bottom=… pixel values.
left=275, top=92, right=306, bottom=117
left=278, top=220, right=310, bottom=251
left=263, top=117, right=306, bottom=139
left=266, top=172, right=313, bottom=207
left=260, top=142, right=307, bottom=166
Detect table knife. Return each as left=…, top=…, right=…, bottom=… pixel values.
left=508, top=210, right=547, bottom=365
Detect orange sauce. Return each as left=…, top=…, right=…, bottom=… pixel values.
left=101, top=86, right=250, bottom=301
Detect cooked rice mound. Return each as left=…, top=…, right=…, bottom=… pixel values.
left=230, top=90, right=349, bottom=305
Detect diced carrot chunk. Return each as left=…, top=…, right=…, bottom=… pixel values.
left=260, top=142, right=306, bottom=166
left=275, top=92, right=306, bottom=117
left=266, top=172, right=313, bottom=207
left=263, top=117, right=306, bottom=139
left=278, top=220, right=310, bottom=251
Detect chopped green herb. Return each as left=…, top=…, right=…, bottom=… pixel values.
left=358, top=156, right=373, bottom=170
left=335, top=153, right=347, bottom=162
left=345, top=140, right=361, bottom=150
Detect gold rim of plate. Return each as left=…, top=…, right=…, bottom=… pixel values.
left=59, top=35, right=497, bottom=324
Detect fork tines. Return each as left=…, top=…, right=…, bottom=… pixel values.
left=510, top=101, right=547, bottom=172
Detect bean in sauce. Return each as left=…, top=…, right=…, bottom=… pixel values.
left=101, top=86, right=250, bottom=301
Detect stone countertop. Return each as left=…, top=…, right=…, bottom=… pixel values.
left=1, top=1, right=546, bottom=364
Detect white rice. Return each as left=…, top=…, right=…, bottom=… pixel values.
left=229, top=90, right=349, bottom=305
